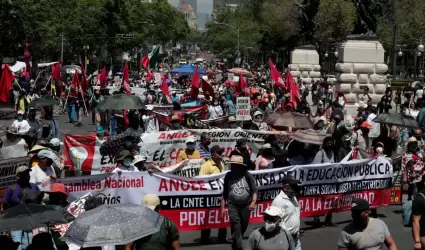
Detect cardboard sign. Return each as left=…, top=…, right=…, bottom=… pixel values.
left=154, top=73, right=161, bottom=83
left=236, top=97, right=251, bottom=121
left=227, top=73, right=234, bottom=81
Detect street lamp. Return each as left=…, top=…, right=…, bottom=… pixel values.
left=83, top=45, right=89, bottom=72
left=398, top=48, right=403, bottom=57
left=213, top=21, right=240, bottom=62
left=418, top=41, right=424, bottom=52
left=334, top=51, right=338, bottom=58
left=324, top=52, right=329, bottom=58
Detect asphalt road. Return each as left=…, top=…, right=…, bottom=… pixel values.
left=0, top=105, right=412, bottom=250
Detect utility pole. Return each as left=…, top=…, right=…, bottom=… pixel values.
left=60, top=33, right=64, bottom=63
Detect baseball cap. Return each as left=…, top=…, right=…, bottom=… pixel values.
left=116, top=150, right=134, bottom=161
left=37, top=149, right=56, bottom=160
left=17, top=110, right=24, bottom=115
left=142, top=194, right=160, bottom=210
left=253, top=111, right=263, bottom=117
left=50, top=138, right=61, bottom=147
left=351, top=198, right=370, bottom=211
left=46, top=183, right=68, bottom=197
left=171, top=115, right=179, bottom=121
left=263, top=206, right=283, bottom=218
left=16, top=165, right=31, bottom=174
left=96, top=125, right=105, bottom=134
left=262, top=143, right=272, bottom=149
left=186, top=136, right=196, bottom=144
left=210, top=145, right=224, bottom=154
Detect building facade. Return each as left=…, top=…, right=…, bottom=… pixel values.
left=213, top=0, right=244, bottom=12
left=178, top=0, right=197, bottom=30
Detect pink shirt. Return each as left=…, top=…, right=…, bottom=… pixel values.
left=255, top=155, right=275, bottom=170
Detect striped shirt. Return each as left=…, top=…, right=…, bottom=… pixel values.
left=197, top=144, right=211, bottom=158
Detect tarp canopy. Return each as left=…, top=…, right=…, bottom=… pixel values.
left=169, top=64, right=206, bottom=75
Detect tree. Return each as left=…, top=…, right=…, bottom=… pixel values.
left=315, top=0, right=356, bottom=50
left=205, top=7, right=261, bottom=57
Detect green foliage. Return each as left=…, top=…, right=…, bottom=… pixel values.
left=0, top=0, right=190, bottom=63
left=315, top=0, right=356, bottom=49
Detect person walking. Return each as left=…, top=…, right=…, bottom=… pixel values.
left=199, top=145, right=227, bottom=244
left=338, top=198, right=397, bottom=250
left=272, top=175, right=301, bottom=250
left=246, top=206, right=295, bottom=250
left=1, top=165, right=40, bottom=250
left=220, top=155, right=258, bottom=250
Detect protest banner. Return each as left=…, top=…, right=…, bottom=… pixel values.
left=0, top=144, right=28, bottom=160
left=389, top=169, right=402, bottom=205
left=236, top=97, right=251, bottom=121
left=0, top=157, right=29, bottom=200
left=56, top=157, right=393, bottom=231
left=64, top=129, right=290, bottom=173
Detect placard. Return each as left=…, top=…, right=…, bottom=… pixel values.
left=236, top=97, right=251, bottom=121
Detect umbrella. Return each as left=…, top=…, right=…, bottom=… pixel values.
left=0, top=204, right=75, bottom=231
left=62, top=65, right=82, bottom=74
left=99, top=132, right=142, bottom=155
left=228, top=68, right=253, bottom=77
left=373, top=113, right=419, bottom=128
left=28, top=96, right=60, bottom=107
left=291, top=129, right=328, bottom=145
left=266, top=112, right=313, bottom=129
left=97, top=94, right=145, bottom=110
left=169, top=65, right=207, bottom=75
left=62, top=204, right=163, bottom=247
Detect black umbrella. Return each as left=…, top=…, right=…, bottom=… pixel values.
left=99, top=132, right=142, bottom=156
left=0, top=204, right=75, bottom=231
left=28, top=96, right=60, bottom=108
left=373, top=113, right=419, bottom=128
left=97, top=94, right=145, bottom=110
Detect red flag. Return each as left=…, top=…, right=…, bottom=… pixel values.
left=286, top=69, right=301, bottom=108
left=99, top=65, right=107, bottom=87
left=122, top=61, right=131, bottom=94
left=190, top=66, right=200, bottom=99
left=24, top=42, right=31, bottom=79
left=52, top=60, right=61, bottom=81
left=141, top=56, right=149, bottom=72
left=201, top=78, right=215, bottom=98
left=80, top=62, right=88, bottom=92
left=269, top=60, right=286, bottom=89
left=72, top=69, right=80, bottom=91
left=239, top=72, right=249, bottom=95
left=0, top=65, right=15, bottom=103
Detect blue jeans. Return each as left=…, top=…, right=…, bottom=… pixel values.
left=68, top=104, right=76, bottom=122
left=293, top=233, right=301, bottom=250
left=11, top=230, right=32, bottom=250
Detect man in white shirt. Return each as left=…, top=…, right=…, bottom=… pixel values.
left=30, top=149, right=57, bottom=191
left=367, top=107, right=380, bottom=148
left=142, top=105, right=158, bottom=133
left=10, top=110, right=31, bottom=135
left=272, top=175, right=301, bottom=250
left=112, top=150, right=139, bottom=173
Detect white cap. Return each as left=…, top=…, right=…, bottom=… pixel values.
left=50, top=138, right=61, bottom=147
left=133, top=155, right=147, bottom=164
left=262, top=143, right=272, bottom=149
left=186, top=136, right=196, bottom=143
left=253, top=111, right=263, bottom=117
left=146, top=105, right=154, bottom=111
left=263, top=206, right=283, bottom=218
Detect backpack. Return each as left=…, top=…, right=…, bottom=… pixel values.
left=164, top=217, right=173, bottom=250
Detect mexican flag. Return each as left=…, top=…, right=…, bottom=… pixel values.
left=141, top=45, right=160, bottom=72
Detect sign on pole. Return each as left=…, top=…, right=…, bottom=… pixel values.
left=236, top=97, right=251, bottom=121
left=154, top=73, right=161, bottom=84
left=228, top=73, right=234, bottom=81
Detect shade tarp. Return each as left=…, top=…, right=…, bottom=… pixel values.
left=170, top=65, right=206, bottom=75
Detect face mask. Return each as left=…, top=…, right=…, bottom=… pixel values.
left=173, top=122, right=180, bottom=127
left=376, top=147, right=384, bottom=154
left=264, top=221, right=278, bottom=232
left=17, top=115, right=23, bottom=121
left=213, top=102, right=219, bottom=106
left=187, top=144, right=195, bottom=150
left=123, top=158, right=132, bottom=167
left=97, top=134, right=104, bottom=141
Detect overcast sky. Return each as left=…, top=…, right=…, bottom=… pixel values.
left=168, top=0, right=213, bottom=14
